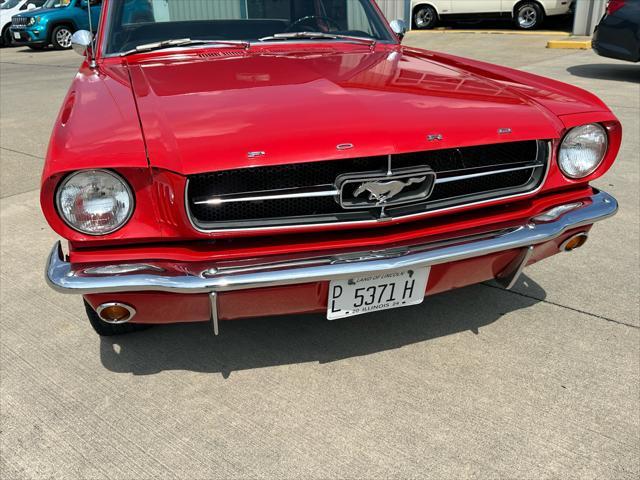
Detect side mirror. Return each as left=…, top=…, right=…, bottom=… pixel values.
left=71, top=29, right=92, bottom=57
left=390, top=19, right=407, bottom=42
left=27, top=3, right=36, bottom=10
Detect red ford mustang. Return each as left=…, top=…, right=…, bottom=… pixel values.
left=43, top=0, right=621, bottom=336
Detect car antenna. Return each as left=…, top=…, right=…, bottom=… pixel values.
left=86, top=0, right=96, bottom=68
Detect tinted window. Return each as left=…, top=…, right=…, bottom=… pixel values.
left=1, top=0, right=21, bottom=9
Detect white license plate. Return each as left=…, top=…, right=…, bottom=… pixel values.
left=327, top=268, right=430, bottom=320
left=13, top=32, right=20, bottom=40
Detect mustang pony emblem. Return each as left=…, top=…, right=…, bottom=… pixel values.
left=353, top=176, right=427, bottom=204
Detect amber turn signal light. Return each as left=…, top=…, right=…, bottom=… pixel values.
left=96, top=303, right=136, bottom=324
left=560, top=233, right=589, bottom=252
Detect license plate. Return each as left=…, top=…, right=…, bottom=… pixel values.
left=13, top=32, right=20, bottom=40
left=327, top=268, right=430, bottom=320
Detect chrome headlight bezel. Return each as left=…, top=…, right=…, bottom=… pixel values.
left=558, top=123, right=608, bottom=179
left=55, top=169, right=135, bottom=236
left=27, top=17, right=35, bottom=26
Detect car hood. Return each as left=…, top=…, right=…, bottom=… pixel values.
left=13, top=6, right=56, bottom=18
left=2, top=8, right=22, bottom=19
left=127, top=45, right=566, bottom=176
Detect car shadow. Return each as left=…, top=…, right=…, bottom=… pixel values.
left=99, top=275, right=546, bottom=378
left=432, top=14, right=573, bottom=31
left=567, top=63, right=640, bottom=83
left=4, top=45, right=46, bottom=52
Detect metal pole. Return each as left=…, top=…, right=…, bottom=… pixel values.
left=86, top=0, right=96, bottom=68
left=87, top=0, right=93, bottom=36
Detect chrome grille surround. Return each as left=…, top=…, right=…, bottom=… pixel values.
left=186, top=140, right=550, bottom=233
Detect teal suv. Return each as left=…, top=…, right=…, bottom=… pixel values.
left=10, top=0, right=101, bottom=50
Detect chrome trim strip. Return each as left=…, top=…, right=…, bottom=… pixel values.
left=46, top=190, right=617, bottom=295
left=194, top=186, right=339, bottom=205
left=84, top=263, right=164, bottom=275
left=434, top=163, right=543, bottom=184
left=185, top=141, right=552, bottom=233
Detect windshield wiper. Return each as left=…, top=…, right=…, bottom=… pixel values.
left=120, top=38, right=249, bottom=57
left=258, top=32, right=376, bottom=47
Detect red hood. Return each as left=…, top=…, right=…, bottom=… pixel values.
left=127, top=44, right=565, bottom=175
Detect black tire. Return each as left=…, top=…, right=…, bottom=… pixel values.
left=84, top=300, right=152, bottom=336
left=1, top=26, right=12, bottom=47
left=514, top=2, right=544, bottom=30
left=413, top=5, right=438, bottom=30
left=51, top=25, right=73, bottom=50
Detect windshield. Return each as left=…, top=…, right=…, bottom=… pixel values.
left=41, top=0, right=69, bottom=7
left=104, top=0, right=393, bottom=55
left=1, top=0, right=22, bottom=9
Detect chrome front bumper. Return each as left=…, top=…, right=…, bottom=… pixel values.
left=46, top=190, right=617, bottom=297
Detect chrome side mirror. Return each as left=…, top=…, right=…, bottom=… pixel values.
left=390, top=19, right=407, bottom=42
left=71, top=29, right=92, bottom=56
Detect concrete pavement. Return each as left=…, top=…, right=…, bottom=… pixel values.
left=1, top=34, right=639, bottom=479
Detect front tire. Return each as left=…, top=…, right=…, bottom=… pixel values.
left=413, top=5, right=438, bottom=30
left=51, top=25, right=73, bottom=50
left=514, top=2, right=544, bottom=30
left=1, top=26, right=12, bottom=47
left=84, top=300, right=152, bottom=336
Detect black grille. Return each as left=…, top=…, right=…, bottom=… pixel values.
left=11, top=17, right=30, bottom=26
left=189, top=156, right=386, bottom=196
left=187, top=140, right=547, bottom=230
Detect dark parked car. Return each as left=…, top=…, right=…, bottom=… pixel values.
left=593, top=0, right=640, bottom=62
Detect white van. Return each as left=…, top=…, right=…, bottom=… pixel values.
left=411, top=0, right=574, bottom=30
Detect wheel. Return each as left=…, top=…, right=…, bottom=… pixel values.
left=515, top=2, right=543, bottom=30
left=51, top=25, right=73, bottom=50
left=84, top=300, right=152, bottom=336
left=1, top=26, right=12, bottom=47
left=413, top=5, right=438, bottom=30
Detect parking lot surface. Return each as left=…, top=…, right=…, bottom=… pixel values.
left=1, top=33, right=639, bottom=479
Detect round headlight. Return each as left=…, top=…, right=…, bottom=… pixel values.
left=56, top=170, right=134, bottom=235
left=558, top=124, right=608, bottom=179
left=28, top=17, right=35, bottom=26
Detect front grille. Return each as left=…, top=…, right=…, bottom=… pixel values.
left=11, top=17, right=30, bottom=26
left=187, top=140, right=548, bottom=231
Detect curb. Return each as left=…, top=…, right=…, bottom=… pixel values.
left=547, top=39, right=592, bottom=49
